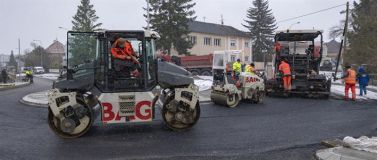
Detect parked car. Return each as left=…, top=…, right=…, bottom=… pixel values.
left=34, top=67, right=45, bottom=74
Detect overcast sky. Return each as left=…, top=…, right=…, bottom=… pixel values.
left=0, top=0, right=354, bottom=55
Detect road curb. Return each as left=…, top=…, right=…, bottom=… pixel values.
left=330, top=93, right=344, bottom=100
left=19, top=90, right=49, bottom=108
left=19, top=98, right=48, bottom=108
left=0, top=82, right=30, bottom=91
left=200, top=100, right=212, bottom=104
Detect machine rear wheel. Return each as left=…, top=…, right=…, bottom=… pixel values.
left=48, top=98, right=93, bottom=139
left=162, top=95, right=200, bottom=131
left=252, top=90, right=265, bottom=103
left=226, top=93, right=239, bottom=108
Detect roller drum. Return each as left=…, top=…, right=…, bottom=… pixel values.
left=210, top=91, right=228, bottom=106
left=211, top=91, right=239, bottom=108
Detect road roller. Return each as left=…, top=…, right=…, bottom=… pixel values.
left=210, top=51, right=265, bottom=108
left=48, top=30, right=200, bottom=138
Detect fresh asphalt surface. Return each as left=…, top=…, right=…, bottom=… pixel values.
left=1, top=77, right=377, bottom=160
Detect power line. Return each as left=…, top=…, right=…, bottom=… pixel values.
left=277, top=3, right=347, bottom=24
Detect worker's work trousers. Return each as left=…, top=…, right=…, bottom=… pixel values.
left=282, top=75, right=291, bottom=91
left=345, top=83, right=356, bottom=100
left=359, top=84, right=367, bottom=96
left=234, top=72, right=240, bottom=81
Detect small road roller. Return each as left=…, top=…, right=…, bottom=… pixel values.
left=210, top=51, right=265, bottom=108
left=47, top=30, right=200, bottom=138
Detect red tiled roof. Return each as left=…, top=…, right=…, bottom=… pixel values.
left=46, top=40, right=65, bottom=54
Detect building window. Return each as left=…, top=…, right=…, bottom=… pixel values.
left=230, top=40, right=236, bottom=47
left=245, top=56, right=249, bottom=61
left=245, top=42, right=249, bottom=48
left=204, top=37, right=211, bottom=45
left=189, top=36, right=197, bottom=45
left=214, top=38, right=221, bottom=46
left=231, top=55, right=236, bottom=62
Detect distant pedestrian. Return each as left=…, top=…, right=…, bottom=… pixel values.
left=1, top=69, right=7, bottom=83
left=357, top=67, right=369, bottom=96
left=25, top=69, right=33, bottom=83
left=339, top=65, right=357, bottom=101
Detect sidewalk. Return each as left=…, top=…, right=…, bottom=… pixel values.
left=0, top=82, right=30, bottom=91
left=20, top=89, right=212, bottom=107
left=316, top=136, right=377, bottom=160
left=316, top=146, right=377, bottom=160
left=331, top=84, right=377, bottom=101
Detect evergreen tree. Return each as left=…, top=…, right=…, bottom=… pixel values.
left=72, top=0, right=102, bottom=32
left=243, top=0, right=277, bottom=62
left=146, top=0, right=196, bottom=55
left=346, top=0, right=377, bottom=73
left=70, top=0, right=102, bottom=66
left=7, top=51, right=18, bottom=67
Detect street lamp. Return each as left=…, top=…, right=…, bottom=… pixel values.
left=58, top=26, right=69, bottom=31
left=33, top=40, right=43, bottom=67
left=288, top=21, right=300, bottom=30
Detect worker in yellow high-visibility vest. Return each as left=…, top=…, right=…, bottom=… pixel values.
left=245, top=62, right=255, bottom=75
left=232, top=59, right=241, bottom=80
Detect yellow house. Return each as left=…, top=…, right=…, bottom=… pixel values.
left=171, top=21, right=253, bottom=63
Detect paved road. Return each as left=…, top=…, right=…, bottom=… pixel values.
left=1, top=78, right=377, bottom=160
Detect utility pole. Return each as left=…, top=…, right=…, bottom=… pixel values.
left=334, top=2, right=349, bottom=80
left=18, top=38, right=21, bottom=82
left=342, top=2, right=349, bottom=68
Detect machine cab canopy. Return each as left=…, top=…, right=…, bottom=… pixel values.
left=275, top=30, right=322, bottom=42
left=212, top=50, right=241, bottom=70
left=272, top=30, right=324, bottom=75
left=63, top=30, right=159, bottom=92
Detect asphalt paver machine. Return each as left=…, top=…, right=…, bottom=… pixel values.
left=210, top=51, right=265, bottom=108
left=265, top=30, right=331, bottom=98
left=48, top=30, right=200, bottom=138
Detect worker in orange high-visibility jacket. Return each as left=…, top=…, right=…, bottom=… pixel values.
left=338, top=65, right=357, bottom=101
left=225, top=63, right=234, bottom=81
left=278, top=58, right=291, bottom=91
left=111, top=38, right=139, bottom=64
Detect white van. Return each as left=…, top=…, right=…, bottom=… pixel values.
left=34, top=67, right=45, bottom=74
